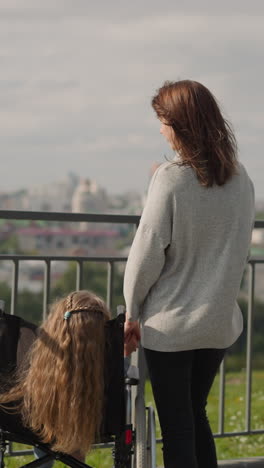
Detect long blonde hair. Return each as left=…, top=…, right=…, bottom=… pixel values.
left=0, top=290, right=110, bottom=455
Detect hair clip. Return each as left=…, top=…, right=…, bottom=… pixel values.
left=64, top=311, right=72, bottom=320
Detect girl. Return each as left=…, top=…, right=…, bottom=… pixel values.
left=0, top=290, right=110, bottom=461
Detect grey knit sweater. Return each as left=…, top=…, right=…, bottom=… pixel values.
left=123, top=160, right=255, bottom=351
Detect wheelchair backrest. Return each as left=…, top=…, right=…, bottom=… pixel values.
left=0, top=311, right=37, bottom=376
left=0, top=310, right=125, bottom=438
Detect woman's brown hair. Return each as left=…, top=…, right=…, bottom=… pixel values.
left=0, top=290, right=110, bottom=456
left=152, top=80, right=238, bottom=187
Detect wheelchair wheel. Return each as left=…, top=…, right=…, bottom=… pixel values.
left=134, top=396, right=147, bottom=468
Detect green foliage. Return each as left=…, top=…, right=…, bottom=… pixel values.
left=0, top=281, right=43, bottom=324
left=51, top=261, right=124, bottom=313
left=51, top=262, right=108, bottom=300
left=230, top=299, right=264, bottom=361
left=0, top=259, right=124, bottom=322
left=0, top=234, right=21, bottom=254
left=0, top=282, right=11, bottom=311
left=4, top=371, right=264, bottom=467
left=255, top=211, right=264, bottom=220
left=16, top=290, right=43, bottom=325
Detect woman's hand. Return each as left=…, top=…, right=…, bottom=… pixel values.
left=124, top=320, right=140, bottom=356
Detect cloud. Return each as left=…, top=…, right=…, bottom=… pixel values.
left=0, top=5, right=263, bottom=199
left=1, top=0, right=264, bottom=20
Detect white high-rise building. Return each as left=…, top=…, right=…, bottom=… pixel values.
left=71, top=179, right=107, bottom=214
left=24, top=172, right=80, bottom=212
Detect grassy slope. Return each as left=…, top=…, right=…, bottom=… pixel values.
left=4, top=371, right=264, bottom=467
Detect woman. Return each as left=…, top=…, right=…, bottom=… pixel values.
left=123, top=80, right=255, bottom=468
left=0, top=290, right=110, bottom=462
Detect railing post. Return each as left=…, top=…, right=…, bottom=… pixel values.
left=43, top=260, right=51, bottom=321
left=218, top=357, right=226, bottom=434
left=11, top=259, right=19, bottom=315
left=245, top=261, right=255, bottom=432
left=76, top=261, right=83, bottom=291
left=107, top=262, right=114, bottom=311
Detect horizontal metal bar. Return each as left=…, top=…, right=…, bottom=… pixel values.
left=248, top=257, right=264, bottom=264
left=0, top=254, right=127, bottom=262
left=8, top=426, right=264, bottom=459
left=156, top=429, right=264, bottom=444
left=1, top=255, right=264, bottom=266
left=0, top=210, right=140, bottom=225
left=0, top=210, right=263, bottom=229
left=8, top=449, right=33, bottom=456
left=254, top=220, right=264, bottom=228
left=93, top=441, right=115, bottom=448
left=214, top=429, right=264, bottom=438
left=8, top=429, right=264, bottom=457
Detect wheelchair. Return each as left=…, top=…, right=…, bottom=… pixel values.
left=0, top=305, right=156, bottom=468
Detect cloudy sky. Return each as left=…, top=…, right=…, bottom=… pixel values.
left=1, top=1, right=264, bottom=200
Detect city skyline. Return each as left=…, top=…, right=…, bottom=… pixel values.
left=0, top=2, right=264, bottom=200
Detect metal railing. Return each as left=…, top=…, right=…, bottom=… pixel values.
left=0, top=210, right=139, bottom=318
left=0, top=210, right=264, bottom=457
left=0, top=210, right=140, bottom=458
left=214, top=254, right=264, bottom=438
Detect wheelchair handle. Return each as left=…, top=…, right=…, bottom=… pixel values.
left=117, top=305, right=125, bottom=316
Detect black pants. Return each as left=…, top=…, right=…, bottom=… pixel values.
left=144, top=347, right=226, bottom=468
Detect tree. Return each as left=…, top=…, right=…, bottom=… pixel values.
left=51, top=261, right=124, bottom=313
left=0, top=234, right=22, bottom=254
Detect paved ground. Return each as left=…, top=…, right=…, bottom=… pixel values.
left=158, top=457, right=264, bottom=467
left=218, top=458, right=264, bottom=467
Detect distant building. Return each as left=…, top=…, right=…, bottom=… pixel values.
left=0, top=222, right=15, bottom=244
left=16, top=226, right=118, bottom=256
left=0, top=172, right=144, bottom=216
left=0, top=190, right=27, bottom=210
left=107, top=192, right=144, bottom=215
left=71, top=179, right=107, bottom=214
left=23, top=172, right=79, bottom=212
